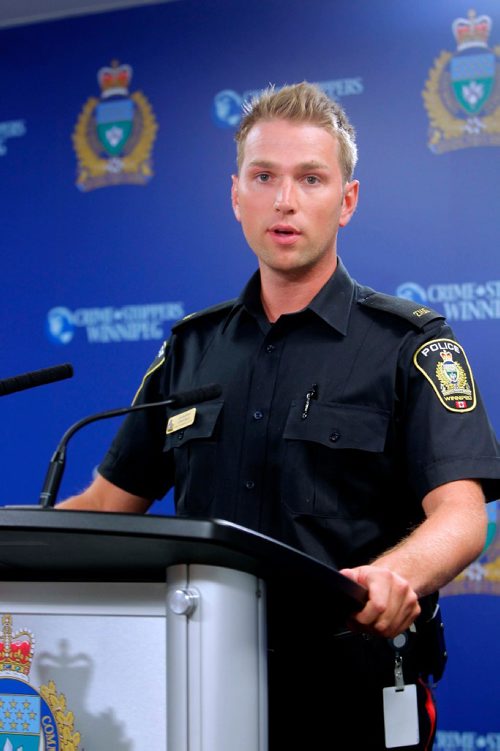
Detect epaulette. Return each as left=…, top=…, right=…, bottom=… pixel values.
left=358, top=290, right=444, bottom=330
left=171, top=299, right=237, bottom=331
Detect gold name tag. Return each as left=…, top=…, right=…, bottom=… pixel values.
left=166, top=407, right=196, bottom=435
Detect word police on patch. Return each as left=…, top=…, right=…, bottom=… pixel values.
left=413, top=338, right=476, bottom=412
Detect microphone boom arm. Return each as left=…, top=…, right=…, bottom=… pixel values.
left=39, top=383, right=222, bottom=509
left=39, top=401, right=170, bottom=509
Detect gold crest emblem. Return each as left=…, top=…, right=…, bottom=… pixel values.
left=435, top=350, right=471, bottom=396
left=72, top=60, right=158, bottom=191
left=422, top=10, right=500, bottom=153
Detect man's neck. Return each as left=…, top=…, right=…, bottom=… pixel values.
left=259, top=258, right=338, bottom=323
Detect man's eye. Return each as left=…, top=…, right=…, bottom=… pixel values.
left=257, top=173, right=271, bottom=182
left=305, top=175, right=319, bottom=184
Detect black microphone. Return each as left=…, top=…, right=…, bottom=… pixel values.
left=38, top=383, right=222, bottom=509
left=0, top=364, right=74, bottom=397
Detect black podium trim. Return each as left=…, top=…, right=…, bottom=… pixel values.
left=0, top=509, right=366, bottom=619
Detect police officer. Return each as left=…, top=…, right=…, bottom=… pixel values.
left=59, top=82, right=500, bottom=749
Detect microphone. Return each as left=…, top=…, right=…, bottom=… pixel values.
left=0, top=364, right=73, bottom=397
left=38, top=383, right=222, bottom=509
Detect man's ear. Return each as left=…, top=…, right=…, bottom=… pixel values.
left=339, top=179, right=360, bottom=228
left=231, top=174, right=241, bottom=221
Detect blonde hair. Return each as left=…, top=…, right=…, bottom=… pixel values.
left=234, top=82, right=358, bottom=183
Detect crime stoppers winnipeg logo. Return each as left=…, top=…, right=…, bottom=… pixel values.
left=72, top=60, right=158, bottom=191
left=422, top=9, right=500, bottom=153
left=396, top=279, right=500, bottom=322
left=46, top=301, right=184, bottom=345
left=0, top=614, right=80, bottom=751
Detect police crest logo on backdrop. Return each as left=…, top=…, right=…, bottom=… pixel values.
left=423, top=9, right=500, bottom=153
left=0, top=615, right=80, bottom=751
left=72, top=61, right=158, bottom=191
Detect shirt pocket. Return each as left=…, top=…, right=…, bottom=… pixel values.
left=164, top=400, right=223, bottom=514
left=281, top=401, right=391, bottom=517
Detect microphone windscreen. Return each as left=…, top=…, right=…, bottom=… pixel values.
left=0, top=363, right=74, bottom=397
left=168, top=383, right=222, bottom=408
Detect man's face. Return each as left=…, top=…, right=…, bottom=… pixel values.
left=231, top=119, right=358, bottom=279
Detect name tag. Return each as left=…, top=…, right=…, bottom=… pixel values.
left=166, top=407, right=196, bottom=434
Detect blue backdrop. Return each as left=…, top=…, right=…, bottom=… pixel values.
left=1, top=1, right=499, bottom=747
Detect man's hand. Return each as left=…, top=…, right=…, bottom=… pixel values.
left=56, top=474, right=151, bottom=514
left=340, top=565, right=421, bottom=639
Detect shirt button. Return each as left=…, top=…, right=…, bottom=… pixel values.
left=266, top=344, right=276, bottom=353
left=245, top=480, right=255, bottom=490
left=253, top=410, right=264, bottom=420
left=329, top=431, right=341, bottom=442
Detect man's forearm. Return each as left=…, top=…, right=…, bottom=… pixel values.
left=340, top=479, right=487, bottom=637
left=371, top=479, right=487, bottom=597
left=56, top=474, right=152, bottom=514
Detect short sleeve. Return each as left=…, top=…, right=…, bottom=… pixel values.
left=98, top=341, right=174, bottom=500
left=401, top=322, right=500, bottom=501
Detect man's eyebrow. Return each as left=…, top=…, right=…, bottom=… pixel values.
left=247, top=159, right=330, bottom=170
left=247, top=159, right=276, bottom=169
left=297, top=160, right=330, bottom=171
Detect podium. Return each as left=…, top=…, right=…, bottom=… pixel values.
left=0, top=509, right=366, bottom=750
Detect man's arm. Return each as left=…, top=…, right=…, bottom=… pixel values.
left=341, top=478, right=488, bottom=638
left=56, top=474, right=153, bottom=514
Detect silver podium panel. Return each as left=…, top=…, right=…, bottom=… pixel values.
left=167, top=564, right=267, bottom=751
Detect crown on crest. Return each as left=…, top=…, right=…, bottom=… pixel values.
left=440, top=351, right=454, bottom=363
left=0, top=614, right=34, bottom=677
left=97, top=60, right=133, bottom=98
left=452, top=10, right=492, bottom=52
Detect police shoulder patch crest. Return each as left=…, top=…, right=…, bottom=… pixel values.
left=413, top=338, right=476, bottom=412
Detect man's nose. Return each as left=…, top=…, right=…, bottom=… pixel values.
left=274, top=178, right=296, bottom=213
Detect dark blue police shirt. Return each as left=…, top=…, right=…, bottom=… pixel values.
left=99, top=259, right=500, bottom=569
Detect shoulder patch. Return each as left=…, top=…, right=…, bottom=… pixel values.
left=172, top=299, right=236, bottom=331
left=359, top=292, right=444, bottom=329
left=413, top=338, right=476, bottom=412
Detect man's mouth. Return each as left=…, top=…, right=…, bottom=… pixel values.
left=269, top=224, right=301, bottom=237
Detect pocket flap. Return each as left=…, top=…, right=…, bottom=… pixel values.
left=164, top=400, right=223, bottom=450
left=283, top=401, right=390, bottom=452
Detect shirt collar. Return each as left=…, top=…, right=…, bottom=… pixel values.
left=226, top=257, right=355, bottom=336
left=307, top=257, right=355, bottom=335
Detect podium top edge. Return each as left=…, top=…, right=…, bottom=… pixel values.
left=0, top=508, right=367, bottom=608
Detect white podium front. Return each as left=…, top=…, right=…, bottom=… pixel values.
left=0, top=510, right=365, bottom=751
